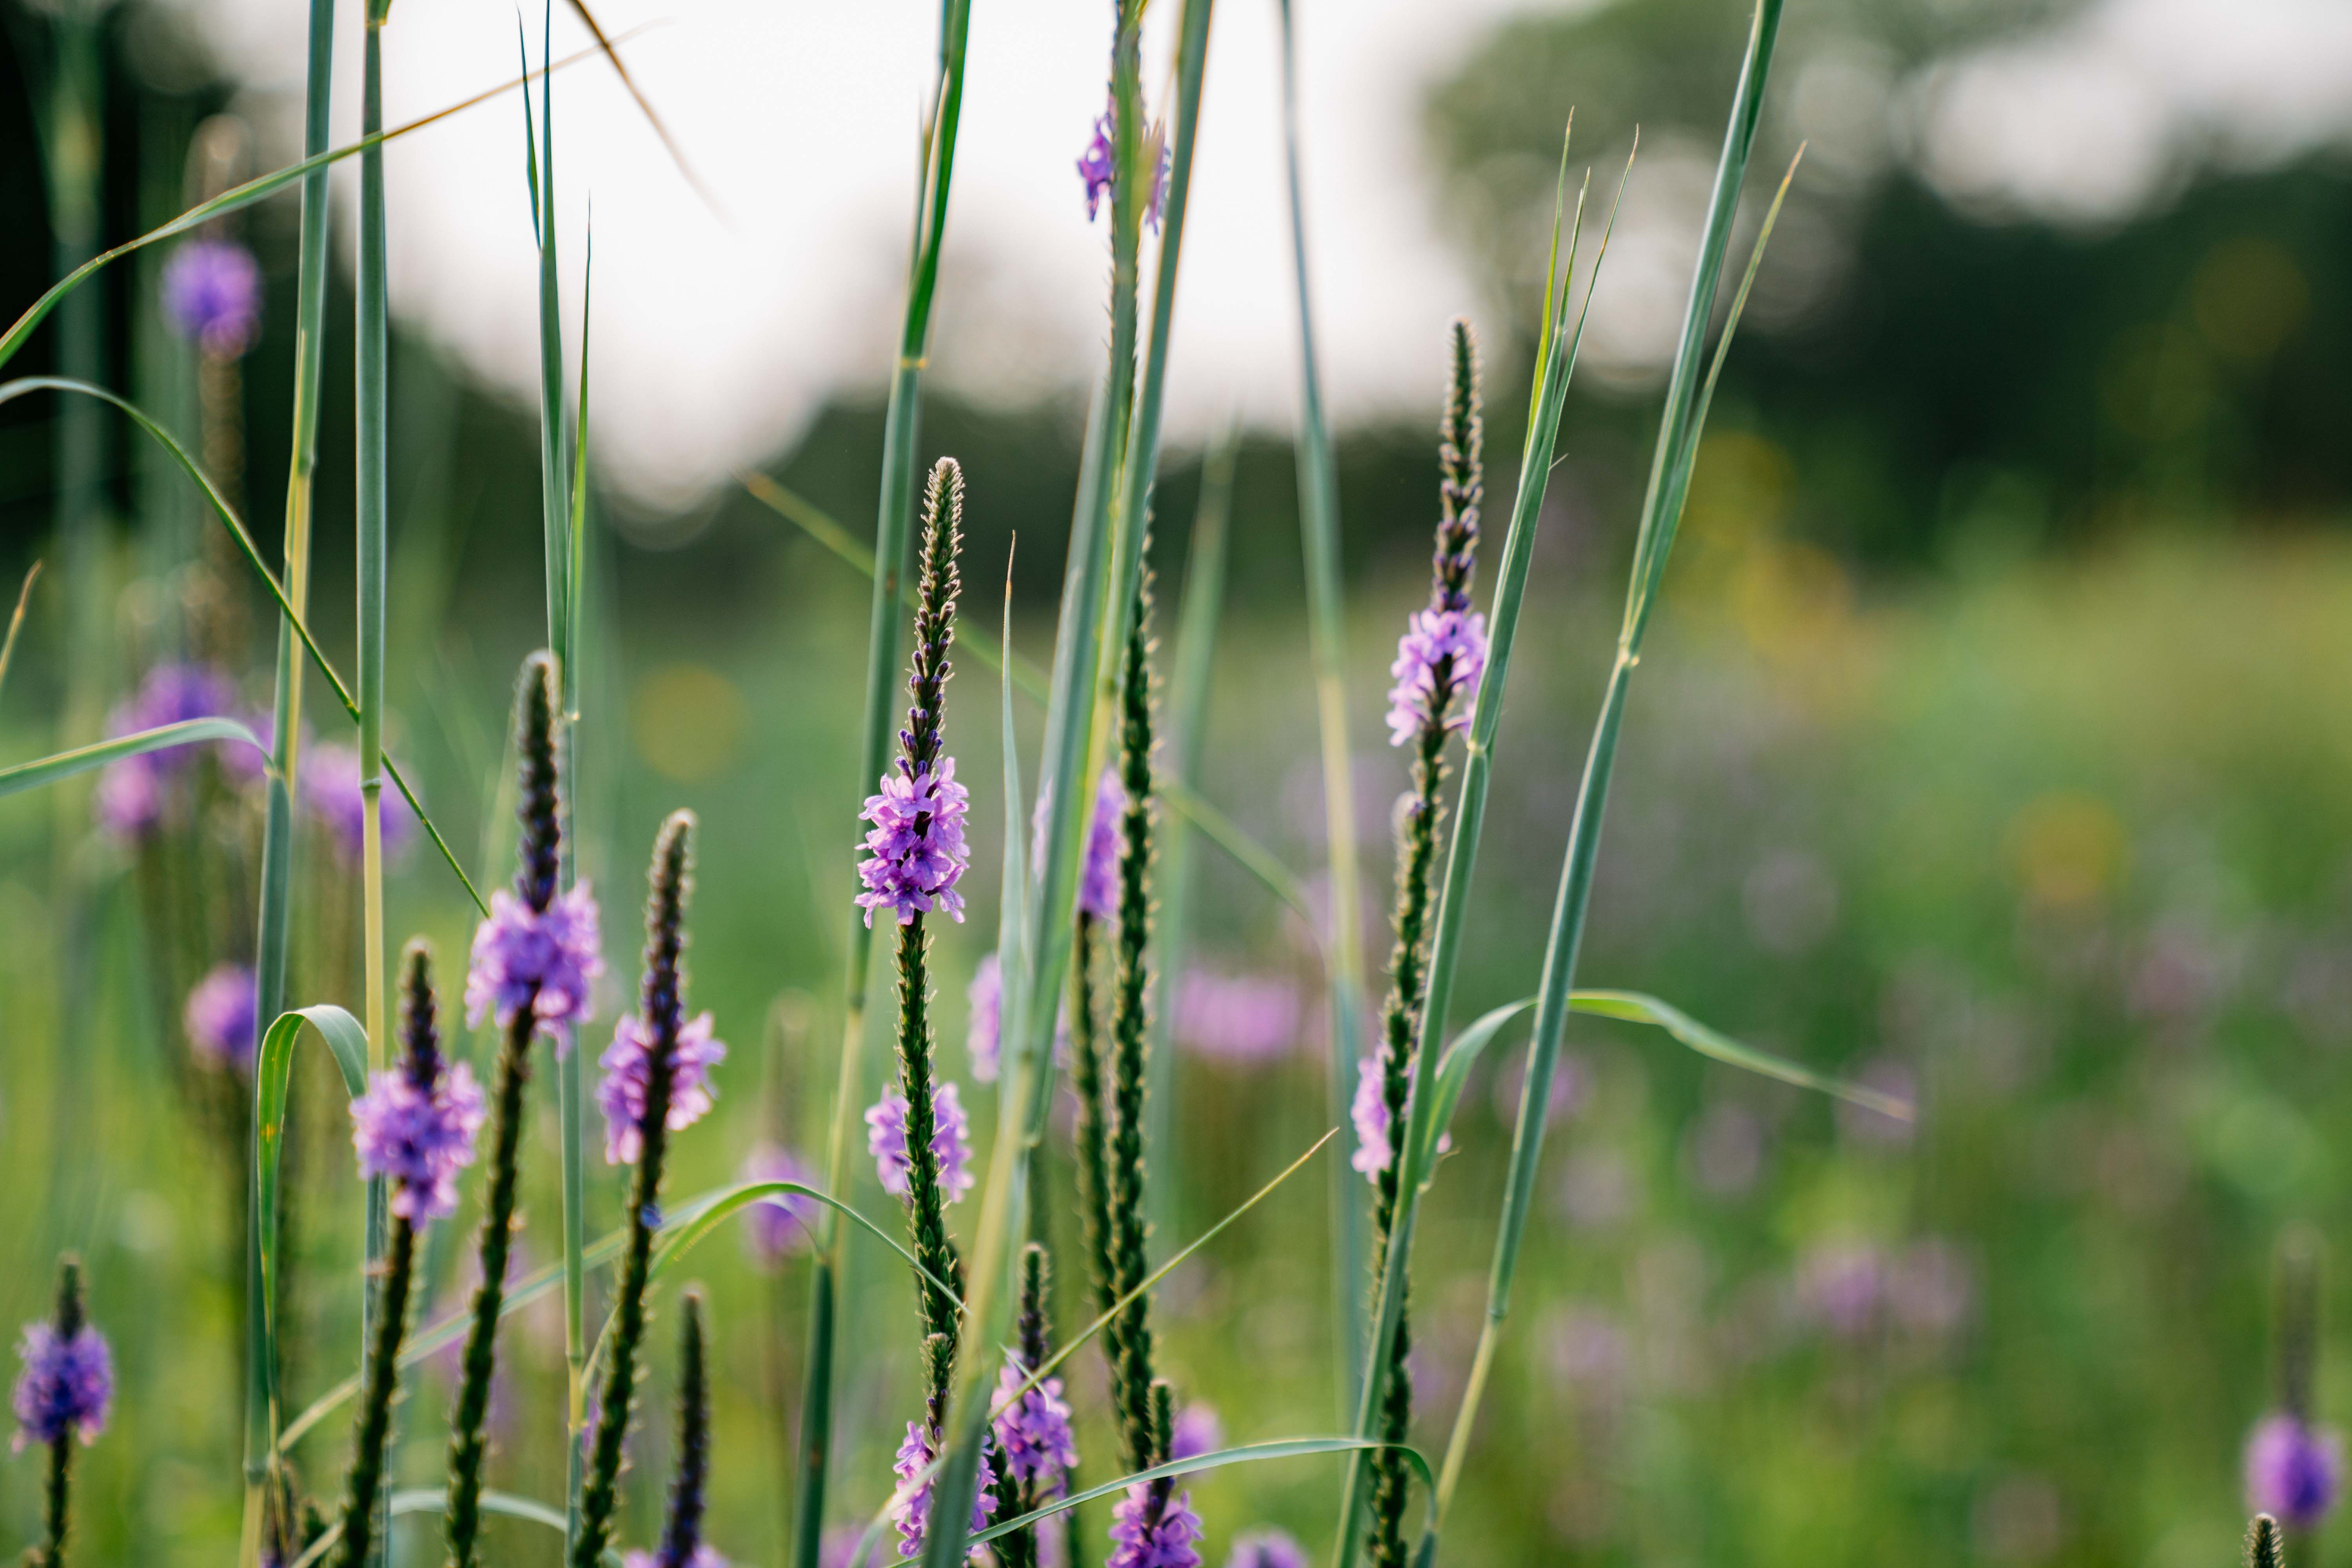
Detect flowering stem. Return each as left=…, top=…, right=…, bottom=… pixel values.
left=574, top=813, right=696, bottom=1568
left=331, top=1213, right=416, bottom=1568
left=897, top=909, right=964, bottom=1416
left=655, top=1291, right=712, bottom=1568
left=38, top=1259, right=87, bottom=1568
left=1107, top=570, right=1162, bottom=1480
left=1071, top=913, right=1117, bottom=1332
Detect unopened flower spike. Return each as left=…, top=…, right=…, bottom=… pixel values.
left=621, top=1290, right=727, bottom=1568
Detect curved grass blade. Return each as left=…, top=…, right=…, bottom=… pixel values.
left=0, top=716, right=261, bottom=799
left=288, top=1488, right=616, bottom=1568
left=0, top=29, right=659, bottom=378
left=738, top=470, right=1044, bottom=699
left=0, top=559, right=41, bottom=709
left=1409, top=999, right=1535, bottom=1183
left=0, top=376, right=486, bottom=916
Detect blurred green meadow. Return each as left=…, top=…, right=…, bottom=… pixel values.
left=5, top=0, right=2352, bottom=1564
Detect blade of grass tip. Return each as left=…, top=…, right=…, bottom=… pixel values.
left=566, top=221, right=592, bottom=720
left=0, top=28, right=658, bottom=381
left=1276, top=0, right=1368, bottom=1424
left=557, top=0, right=727, bottom=221
left=0, top=559, right=42, bottom=709
left=242, top=0, right=336, bottom=1546
left=1147, top=420, right=1235, bottom=1251
left=801, top=11, right=971, bottom=1568
left=736, top=471, right=1046, bottom=699
left=1328, top=129, right=1602, bottom=1568
left=0, top=377, right=488, bottom=918
left=0, top=717, right=264, bottom=798
left=1422, top=7, right=1787, bottom=1558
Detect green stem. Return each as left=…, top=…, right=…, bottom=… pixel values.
left=333, top=1216, right=418, bottom=1568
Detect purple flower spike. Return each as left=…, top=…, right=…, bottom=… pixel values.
left=351, top=1058, right=487, bottom=1222
left=2247, top=1413, right=2346, bottom=1529
left=1169, top=1402, right=1221, bottom=1462
left=11, top=1322, right=112, bottom=1450
left=1173, top=973, right=1298, bottom=1064
left=1225, top=1530, right=1309, bottom=1568
left=1079, top=767, right=1125, bottom=921
left=185, top=963, right=259, bottom=1072
left=597, top=1011, right=727, bottom=1166
left=890, top=1422, right=997, bottom=1560
left=1384, top=608, right=1488, bottom=747
left=624, top=1550, right=727, bottom=1568
left=856, top=760, right=972, bottom=927
left=968, top=953, right=1003, bottom=1083
left=866, top=1083, right=975, bottom=1204
left=162, top=238, right=263, bottom=357
left=1078, top=107, right=1116, bottom=221
left=1350, top=1054, right=1391, bottom=1181
left=740, top=1143, right=818, bottom=1269
left=1107, top=1485, right=1202, bottom=1568
left=465, top=883, right=604, bottom=1047
left=300, top=742, right=418, bottom=863
left=993, top=1354, right=1078, bottom=1492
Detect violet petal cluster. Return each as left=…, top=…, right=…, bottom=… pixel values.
left=2247, top=1413, right=2346, bottom=1529
left=161, top=237, right=263, bottom=357
left=464, top=883, right=604, bottom=1047
left=1172, top=973, right=1298, bottom=1065
left=351, top=1059, right=487, bottom=1221
left=967, top=953, right=1003, bottom=1083
left=1384, top=608, right=1488, bottom=747
left=597, top=1011, right=727, bottom=1166
left=1078, top=767, right=1125, bottom=921
left=856, top=760, right=972, bottom=927
left=1225, top=1530, right=1309, bottom=1568
left=740, top=1143, right=818, bottom=1269
left=1169, top=1403, right=1221, bottom=1462
left=94, top=663, right=240, bottom=838
left=185, top=963, right=259, bottom=1073
left=11, top=1322, right=112, bottom=1450
left=1107, top=1485, right=1202, bottom=1568
left=622, top=1549, right=728, bottom=1568
left=1350, top=1054, right=1392, bottom=1181
left=992, top=1354, right=1078, bottom=1492
left=1076, top=98, right=1170, bottom=229
left=866, top=1083, right=975, bottom=1205
left=299, top=742, right=418, bottom=863
left=889, top=1421, right=998, bottom=1560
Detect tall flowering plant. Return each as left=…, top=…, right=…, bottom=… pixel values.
left=13, top=1256, right=111, bottom=1568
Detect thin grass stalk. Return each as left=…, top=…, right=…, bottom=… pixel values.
left=1331, top=131, right=1622, bottom=1568
left=799, top=11, right=971, bottom=1566
left=241, top=0, right=337, bottom=1550
left=1273, top=0, right=1368, bottom=1420
left=1418, top=4, right=1788, bottom=1555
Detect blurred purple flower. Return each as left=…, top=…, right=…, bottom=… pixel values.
left=12, top=1321, right=112, bottom=1449
left=1173, top=973, right=1298, bottom=1064
left=624, top=1548, right=726, bottom=1568
left=1491, top=1051, right=1583, bottom=1129
left=299, top=741, right=417, bottom=863
left=94, top=663, right=240, bottom=838
left=1686, top=1102, right=1765, bottom=1198
left=1169, top=1401, right=1221, bottom=1461
left=1384, top=608, right=1486, bottom=747
left=162, top=237, right=262, bottom=357
left=597, top=1010, right=726, bottom=1165
left=867, top=1083, right=975, bottom=1205
left=1837, top=1058, right=1917, bottom=1147
left=1888, top=1239, right=1974, bottom=1337
left=968, top=953, right=1002, bottom=1082
left=350, top=1057, right=486, bottom=1222
left=993, top=1354, right=1078, bottom=1492
left=2246, top=1414, right=2345, bottom=1529
left=185, top=963, right=258, bottom=1072
left=741, top=1143, right=818, bottom=1269
left=1795, top=1243, right=1885, bottom=1338
left=857, top=761, right=971, bottom=927
left=1349, top=1054, right=1392, bottom=1181
left=1545, top=1305, right=1628, bottom=1399
left=1108, top=1485, right=1201, bottom=1568
left=1225, top=1530, right=1308, bottom=1568
left=890, top=1421, right=996, bottom=1559
left=1079, top=767, right=1125, bottom=922
left=464, top=883, right=604, bottom=1048
left=1076, top=98, right=1169, bottom=228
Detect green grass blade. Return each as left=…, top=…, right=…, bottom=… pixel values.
left=1569, top=990, right=1909, bottom=1117
left=1274, top=0, right=1369, bottom=1425
left=288, top=1489, right=619, bottom=1568
left=739, top=471, right=1047, bottom=699
left=0, top=559, right=42, bottom=710
left=1409, top=1000, right=1536, bottom=1183
left=0, top=717, right=262, bottom=798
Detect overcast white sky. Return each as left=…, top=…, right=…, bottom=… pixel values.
left=172, top=0, right=2352, bottom=506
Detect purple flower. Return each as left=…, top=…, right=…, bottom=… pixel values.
left=857, top=760, right=972, bottom=927
left=993, top=1354, right=1078, bottom=1492
left=597, top=1011, right=727, bottom=1166
left=1076, top=98, right=1170, bottom=229
left=1350, top=1054, right=1392, bottom=1181
left=890, top=1421, right=997, bottom=1559
left=1107, top=1485, right=1202, bottom=1568
left=351, top=1057, right=486, bottom=1222
left=624, top=1550, right=727, bottom=1568
left=94, top=663, right=241, bottom=837
left=1384, top=608, right=1487, bottom=747
left=12, top=1321, right=112, bottom=1450
left=740, top=1142, right=818, bottom=1269
left=2247, top=1414, right=2345, bottom=1528
left=464, top=883, right=604, bottom=1047
left=1078, top=768, right=1125, bottom=921
left=162, top=238, right=262, bottom=357
left=1225, top=1530, right=1309, bottom=1568
left=299, top=742, right=417, bottom=863
left=1173, top=973, right=1298, bottom=1065
left=969, top=954, right=1003, bottom=1083
left=1795, top=1243, right=1885, bottom=1338
left=1170, top=1403, right=1221, bottom=1462
left=866, top=1083, right=975, bottom=1205
left=185, top=963, right=258, bottom=1072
